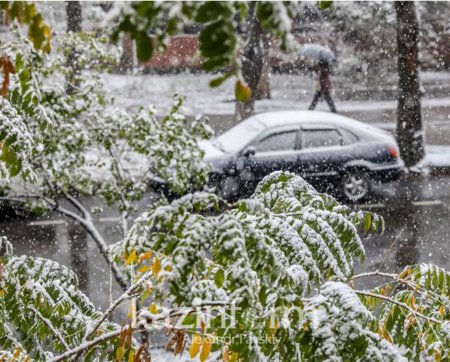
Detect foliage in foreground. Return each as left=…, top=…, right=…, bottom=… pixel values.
left=1, top=172, right=450, bottom=361
left=0, top=7, right=212, bottom=290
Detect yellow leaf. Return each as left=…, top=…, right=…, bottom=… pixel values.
left=436, top=349, right=442, bottom=362
left=138, top=251, right=152, bottom=263
left=399, top=268, right=409, bottom=279
left=405, top=315, right=416, bottom=330
left=222, top=346, right=230, bottom=362
left=200, top=338, right=211, bottom=362
left=235, top=79, right=252, bottom=102
left=189, top=333, right=201, bottom=358
left=149, top=303, right=158, bottom=314
left=125, top=250, right=137, bottom=265
left=152, top=257, right=162, bottom=278
left=230, top=352, right=239, bottom=362
left=273, top=319, right=279, bottom=335
left=128, top=300, right=136, bottom=320
left=116, top=346, right=125, bottom=361
left=201, top=319, right=206, bottom=334
left=128, top=350, right=135, bottom=362
left=440, top=305, right=445, bottom=319
left=380, top=325, right=393, bottom=343
left=43, top=24, right=51, bottom=37
left=409, top=294, right=415, bottom=308
left=13, top=347, right=22, bottom=358
left=137, top=265, right=150, bottom=273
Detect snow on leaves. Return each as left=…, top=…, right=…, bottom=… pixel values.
left=0, top=28, right=211, bottom=214
left=0, top=240, right=118, bottom=361
left=0, top=101, right=36, bottom=181
left=112, top=171, right=389, bottom=360
left=300, top=281, right=405, bottom=361
left=2, top=173, right=450, bottom=360
left=363, top=264, right=450, bottom=361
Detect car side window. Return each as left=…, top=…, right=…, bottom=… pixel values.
left=254, top=131, right=298, bottom=152
left=302, top=129, right=342, bottom=149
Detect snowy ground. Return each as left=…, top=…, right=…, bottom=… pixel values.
left=103, top=72, right=450, bottom=122
left=423, top=145, right=450, bottom=168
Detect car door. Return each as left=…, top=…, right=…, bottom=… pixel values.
left=297, top=126, right=351, bottom=185
left=240, top=127, right=300, bottom=187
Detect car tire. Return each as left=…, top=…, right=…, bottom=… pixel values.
left=340, top=169, right=371, bottom=203
left=216, top=176, right=240, bottom=201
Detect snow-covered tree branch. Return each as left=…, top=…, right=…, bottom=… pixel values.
left=2, top=172, right=450, bottom=361
left=0, top=18, right=212, bottom=290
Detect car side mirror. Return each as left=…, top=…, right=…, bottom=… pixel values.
left=242, top=146, right=256, bottom=158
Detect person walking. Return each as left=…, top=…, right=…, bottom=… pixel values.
left=308, top=60, right=337, bottom=113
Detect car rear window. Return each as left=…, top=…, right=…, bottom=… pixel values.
left=339, top=128, right=359, bottom=145
left=255, top=131, right=297, bottom=152
left=302, top=129, right=342, bottom=149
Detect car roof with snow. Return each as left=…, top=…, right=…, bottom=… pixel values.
left=251, top=110, right=391, bottom=138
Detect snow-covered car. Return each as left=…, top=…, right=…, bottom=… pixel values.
left=200, top=110, right=404, bottom=202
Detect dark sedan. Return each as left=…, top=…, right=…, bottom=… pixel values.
left=200, top=111, right=404, bottom=202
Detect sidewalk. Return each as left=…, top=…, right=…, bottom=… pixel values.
left=104, top=72, right=450, bottom=140
left=420, top=145, right=450, bottom=175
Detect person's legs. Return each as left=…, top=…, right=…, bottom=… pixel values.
left=308, top=91, right=322, bottom=110
left=323, top=91, right=337, bottom=113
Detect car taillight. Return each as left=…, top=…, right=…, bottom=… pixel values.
left=387, top=145, right=399, bottom=158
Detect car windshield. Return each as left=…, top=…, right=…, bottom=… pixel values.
left=213, top=117, right=265, bottom=153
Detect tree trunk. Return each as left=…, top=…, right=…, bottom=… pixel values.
left=119, top=35, right=135, bottom=73
left=234, top=3, right=265, bottom=122
left=394, top=2, right=424, bottom=168
left=255, top=35, right=271, bottom=100
left=65, top=1, right=82, bottom=94
left=68, top=222, right=89, bottom=292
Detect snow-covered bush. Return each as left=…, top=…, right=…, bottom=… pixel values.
left=1, top=172, right=450, bottom=361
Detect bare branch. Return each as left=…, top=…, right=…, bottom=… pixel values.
left=85, top=271, right=152, bottom=341
left=64, top=192, right=88, bottom=218
left=352, top=269, right=450, bottom=307
left=49, top=329, right=122, bottom=362
left=1, top=193, right=129, bottom=290
left=354, top=290, right=441, bottom=324
left=351, top=270, right=397, bottom=281
left=55, top=203, right=128, bottom=291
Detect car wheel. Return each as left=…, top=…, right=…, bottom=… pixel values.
left=341, top=170, right=370, bottom=203
left=217, top=176, right=240, bottom=201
